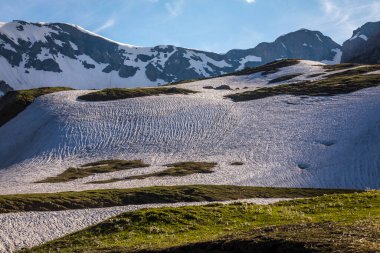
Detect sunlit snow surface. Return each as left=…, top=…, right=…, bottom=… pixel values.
left=0, top=61, right=379, bottom=194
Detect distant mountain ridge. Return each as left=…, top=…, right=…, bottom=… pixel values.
left=227, top=29, right=342, bottom=65
left=342, top=21, right=380, bottom=64
left=0, top=20, right=342, bottom=92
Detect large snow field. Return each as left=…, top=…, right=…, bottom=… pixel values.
left=0, top=60, right=379, bottom=194
left=0, top=198, right=289, bottom=252
left=0, top=60, right=379, bottom=252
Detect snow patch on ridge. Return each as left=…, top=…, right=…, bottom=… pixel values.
left=184, top=51, right=231, bottom=76
left=322, top=48, right=342, bottom=64
left=359, top=34, right=368, bottom=41
left=350, top=32, right=368, bottom=41
left=237, top=55, right=262, bottom=70
left=316, top=33, right=323, bottom=42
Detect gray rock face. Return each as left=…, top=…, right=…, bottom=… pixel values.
left=342, top=21, right=380, bottom=64
left=0, top=80, right=13, bottom=95
left=0, top=21, right=342, bottom=90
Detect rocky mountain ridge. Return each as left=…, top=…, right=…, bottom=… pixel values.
left=342, top=21, right=380, bottom=64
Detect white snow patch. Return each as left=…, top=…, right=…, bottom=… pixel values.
left=316, top=33, right=323, bottom=42
left=183, top=51, right=231, bottom=76
left=321, top=48, right=342, bottom=65
left=359, top=34, right=368, bottom=41
left=36, top=48, right=53, bottom=61
left=69, top=41, right=78, bottom=50
left=54, top=39, right=64, bottom=47
left=350, top=33, right=368, bottom=41
left=0, top=43, right=17, bottom=53
left=364, top=70, right=380, bottom=75
left=237, top=55, right=262, bottom=70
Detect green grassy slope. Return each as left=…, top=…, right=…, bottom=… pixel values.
left=77, top=87, right=196, bottom=101
left=226, top=74, right=380, bottom=102
left=24, top=190, right=379, bottom=253
left=0, top=185, right=357, bottom=213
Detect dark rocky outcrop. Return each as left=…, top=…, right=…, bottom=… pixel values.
left=342, top=21, right=380, bottom=64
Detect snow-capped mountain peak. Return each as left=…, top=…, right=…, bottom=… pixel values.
left=0, top=20, right=342, bottom=92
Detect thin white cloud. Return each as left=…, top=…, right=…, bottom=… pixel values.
left=165, top=0, right=185, bottom=17
left=245, top=0, right=256, bottom=3
left=316, top=0, right=380, bottom=43
left=94, top=18, right=115, bottom=33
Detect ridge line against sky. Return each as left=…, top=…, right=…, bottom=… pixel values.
left=0, top=0, right=380, bottom=53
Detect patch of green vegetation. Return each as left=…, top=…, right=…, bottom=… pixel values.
left=325, top=65, right=380, bottom=78
left=163, top=77, right=212, bottom=86
left=268, top=73, right=302, bottom=84
left=307, top=73, right=324, bottom=78
left=230, top=162, right=244, bottom=166
left=0, top=87, right=73, bottom=127
left=140, top=220, right=380, bottom=253
left=25, top=191, right=379, bottom=253
left=91, top=162, right=217, bottom=184
left=214, top=85, right=232, bottom=90
left=225, top=74, right=380, bottom=102
left=36, top=160, right=150, bottom=183
left=228, top=59, right=300, bottom=77
left=322, top=63, right=359, bottom=72
left=78, top=87, right=197, bottom=101
left=0, top=185, right=356, bottom=213
left=163, top=60, right=300, bottom=87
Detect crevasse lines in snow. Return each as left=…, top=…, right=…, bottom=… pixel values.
left=0, top=61, right=379, bottom=193
left=0, top=91, right=239, bottom=171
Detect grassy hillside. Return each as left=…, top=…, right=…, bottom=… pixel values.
left=0, top=185, right=357, bottom=213
left=268, top=73, right=302, bottom=84
left=91, top=162, right=217, bottom=184
left=226, top=59, right=300, bottom=76
left=36, top=160, right=150, bottom=183
left=0, top=87, right=73, bottom=127
left=24, top=190, right=379, bottom=253
left=78, top=87, right=197, bottom=101
left=324, top=65, right=380, bottom=78
left=226, top=73, right=380, bottom=102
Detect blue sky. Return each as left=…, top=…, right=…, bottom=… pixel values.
left=1, top=0, right=380, bottom=53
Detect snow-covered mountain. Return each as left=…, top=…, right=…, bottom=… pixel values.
left=342, top=21, right=380, bottom=64
left=0, top=21, right=342, bottom=92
